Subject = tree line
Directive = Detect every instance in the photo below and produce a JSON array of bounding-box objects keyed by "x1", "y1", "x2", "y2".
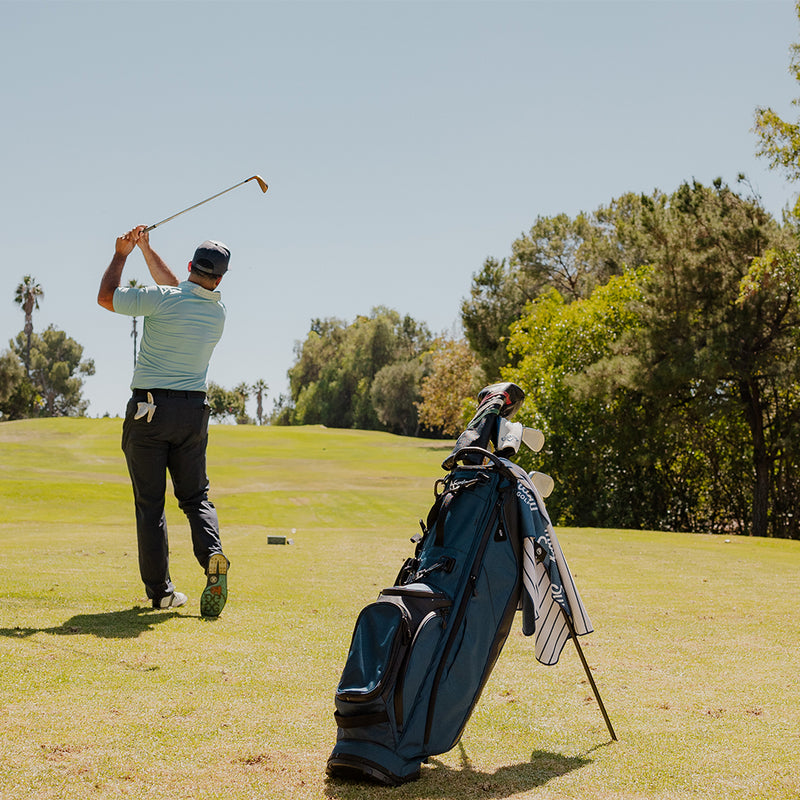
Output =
[{"x1": 279, "y1": 178, "x2": 799, "y2": 540}]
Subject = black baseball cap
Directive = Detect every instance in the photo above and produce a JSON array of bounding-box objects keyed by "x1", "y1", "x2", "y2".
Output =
[{"x1": 191, "y1": 240, "x2": 231, "y2": 276}]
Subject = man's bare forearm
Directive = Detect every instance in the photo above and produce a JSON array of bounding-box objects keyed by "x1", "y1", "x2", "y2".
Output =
[
  {"x1": 98, "y1": 252, "x2": 127, "y2": 310},
  {"x1": 139, "y1": 241, "x2": 180, "y2": 286},
  {"x1": 99, "y1": 224, "x2": 141, "y2": 311}
]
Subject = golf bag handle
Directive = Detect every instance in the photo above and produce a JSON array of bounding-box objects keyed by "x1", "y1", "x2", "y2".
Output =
[{"x1": 448, "y1": 447, "x2": 518, "y2": 480}]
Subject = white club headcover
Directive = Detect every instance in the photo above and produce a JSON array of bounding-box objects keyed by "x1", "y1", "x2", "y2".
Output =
[
  {"x1": 134, "y1": 391, "x2": 157, "y2": 423},
  {"x1": 497, "y1": 418, "x2": 524, "y2": 453},
  {"x1": 497, "y1": 417, "x2": 545, "y2": 454}
]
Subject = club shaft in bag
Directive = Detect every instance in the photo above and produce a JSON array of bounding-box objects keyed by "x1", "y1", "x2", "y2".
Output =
[
  {"x1": 144, "y1": 175, "x2": 268, "y2": 232},
  {"x1": 562, "y1": 610, "x2": 618, "y2": 741}
]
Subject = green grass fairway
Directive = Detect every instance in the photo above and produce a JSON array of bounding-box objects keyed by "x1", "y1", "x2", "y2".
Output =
[{"x1": 1, "y1": 419, "x2": 798, "y2": 800}]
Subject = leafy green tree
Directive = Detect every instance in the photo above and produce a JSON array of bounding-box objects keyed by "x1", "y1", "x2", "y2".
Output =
[
  {"x1": 416, "y1": 337, "x2": 484, "y2": 436},
  {"x1": 460, "y1": 257, "x2": 527, "y2": 381},
  {"x1": 0, "y1": 349, "x2": 25, "y2": 403},
  {"x1": 206, "y1": 382, "x2": 246, "y2": 423},
  {"x1": 11, "y1": 325, "x2": 95, "y2": 417},
  {"x1": 371, "y1": 360, "x2": 425, "y2": 436},
  {"x1": 748, "y1": 5, "x2": 800, "y2": 535},
  {"x1": 268, "y1": 393, "x2": 293, "y2": 426},
  {"x1": 509, "y1": 212, "x2": 599, "y2": 302},
  {"x1": 0, "y1": 349, "x2": 33, "y2": 420},
  {"x1": 505, "y1": 272, "x2": 667, "y2": 529},
  {"x1": 14, "y1": 275, "x2": 44, "y2": 374},
  {"x1": 472, "y1": 177, "x2": 799, "y2": 537},
  {"x1": 462, "y1": 194, "x2": 659, "y2": 379},
  {"x1": 288, "y1": 307, "x2": 432, "y2": 431},
  {"x1": 596, "y1": 181, "x2": 798, "y2": 537}
]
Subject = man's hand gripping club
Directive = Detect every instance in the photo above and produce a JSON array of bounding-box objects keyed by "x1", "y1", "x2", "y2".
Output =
[{"x1": 98, "y1": 226, "x2": 180, "y2": 311}]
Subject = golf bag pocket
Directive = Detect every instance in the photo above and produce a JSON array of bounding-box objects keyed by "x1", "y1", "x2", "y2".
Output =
[
  {"x1": 334, "y1": 585, "x2": 451, "y2": 741},
  {"x1": 337, "y1": 601, "x2": 405, "y2": 695}
]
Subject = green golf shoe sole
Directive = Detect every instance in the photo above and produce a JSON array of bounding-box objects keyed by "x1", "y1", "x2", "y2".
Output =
[{"x1": 200, "y1": 553, "x2": 229, "y2": 617}]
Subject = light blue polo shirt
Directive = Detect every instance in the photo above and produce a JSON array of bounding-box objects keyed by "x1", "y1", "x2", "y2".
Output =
[{"x1": 113, "y1": 280, "x2": 226, "y2": 392}]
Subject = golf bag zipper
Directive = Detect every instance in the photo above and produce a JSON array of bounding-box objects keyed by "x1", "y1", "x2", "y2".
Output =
[{"x1": 422, "y1": 490, "x2": 507, "y2": 745}]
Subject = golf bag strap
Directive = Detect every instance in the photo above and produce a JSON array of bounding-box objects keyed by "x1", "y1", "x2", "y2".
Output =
[
  {"x1": 428, "y1": 472, "x2": 490, "y2": 547},
  {"x1": 448, "y1": 447, "x2": 518, "y2": 480},
  {"x1": 334, "y1": 709, "x2": 390, "y2": 729},
  {"x1": 424, "y1": 484, "x2": 452, "y2": 548},
  {"x1": 434, "y1": 492, "x2": 454, "y2": 547},
  {"x1": 426, "y1": 448, "x2": 516, "y2": 547}
]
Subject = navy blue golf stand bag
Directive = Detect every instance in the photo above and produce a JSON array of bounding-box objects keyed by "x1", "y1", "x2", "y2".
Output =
[{"x1": 326, "y1": 383, "x2": 601, "y2": 785}]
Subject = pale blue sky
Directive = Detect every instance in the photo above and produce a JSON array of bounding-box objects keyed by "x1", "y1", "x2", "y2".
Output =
[{"x1": 1, "y1": 0, "x2": 797, "y2": 418}]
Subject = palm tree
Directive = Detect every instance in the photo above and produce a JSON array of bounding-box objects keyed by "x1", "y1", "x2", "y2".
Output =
[
  {"x1": 251, "y1": 379, "x2": 268, "y2": 425},
  {"x1": 127, "y1": 279, "x2": 142, "y2": 368},
  {"x1": 234, "y1": 382, "x2": 251, "y2": 424},
  {"x1": 14, "y1": 275, "x2": 44, "y2": 374}
]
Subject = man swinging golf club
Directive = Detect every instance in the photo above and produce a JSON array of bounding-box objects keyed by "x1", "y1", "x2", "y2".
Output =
[{"x1": 98, "y1": 226, "x2": 230, "y2": 616}]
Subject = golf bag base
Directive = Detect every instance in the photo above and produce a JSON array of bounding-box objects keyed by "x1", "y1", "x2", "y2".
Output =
[{"x1": 326, "y1": 745, "x2": 421, "y2": 786}]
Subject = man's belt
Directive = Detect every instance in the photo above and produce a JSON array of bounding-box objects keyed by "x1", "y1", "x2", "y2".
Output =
[{"x1": 133, "y1": 388, "x2": 206, "y2": 399}]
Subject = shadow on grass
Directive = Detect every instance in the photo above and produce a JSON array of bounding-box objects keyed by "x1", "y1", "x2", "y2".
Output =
[
  {"x1": 325, "y1": 743, "x2": 591, "y2": 799},
  {"x1": 0, "y1": 606, "x2": 180, "y2": 640}
]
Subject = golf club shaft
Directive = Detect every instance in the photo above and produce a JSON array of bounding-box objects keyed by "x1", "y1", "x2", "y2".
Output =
[{"x1": 144, "y1": 175, "x2": 268, "y2": 232}]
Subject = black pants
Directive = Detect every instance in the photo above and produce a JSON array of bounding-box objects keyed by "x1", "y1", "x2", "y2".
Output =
[{"x1": 121, "y1": 390, "x2": 223, "y2": 602}]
